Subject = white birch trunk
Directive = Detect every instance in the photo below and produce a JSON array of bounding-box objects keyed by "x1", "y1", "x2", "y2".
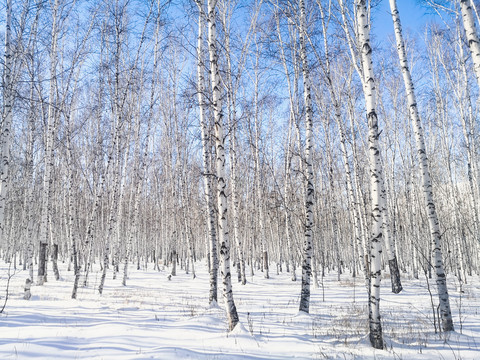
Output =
[
  {"x1": 82, "y1": 34, "x2": 107, "y2": 286},
  {"x1": 38, "y1": 0, "x2": 60, "y2": 285},
  {"x1": 25, "y1": 1, "x2": 41, "y2": 281},
  {"x1": 229, "y1": 118, "x2": 246, "y2": 285},
  {"x1": 460, "y1": 0, "x2": 480, "y2": 89},
  {"x1": 340, "y1": 118, "x2": 367, "y2": 282},
  {"x1": 389, "y1": 0, "x2": 454, "y2": 331},
  {"x1": 298, "y1": 0, "x2": 314, "y2": 314},
  {"x1": 380, "y1": 176, "x2": 402, "y2": 293},
  {"x1": 195, "y1": 2, "x2": 218, "y2": 304},
  {"x1": 222, "y1": 9, "x2": 246, "y2": 285},
  {"x1": 0, "y1": 0, "x2": 13, "y2": 246},
  {"x1": 347, "y1": 100, "x2": 370, "y2": 278},
  {"x1": 275, "y1": 12, "x2": 297, "y2": 281},
  {"x1": 253, "y1": 87, "x2": 268, "y2": 279},
  {"x1": 207, "y1": 0, "x2": 239, "y2": 330},
  {"x1": 99, "y1": 20, "x2": 124, "y2": 293},
  {"x1": 456, "y1": 21, "x2": 480, "y2": 244},
  {"x1": 355, "y1": 0, "x2": 384, "y2": 349},
  {"x1": 112, "y1": 122, "x2": 132, "y2": 280},
  {"x1": 66, "y1": 109, "x2": 80, "y2": 299},
  {"x1": 458, "y1": 0, "x2": 480, "y2": 243},
  {"x1": 316, "y1": 0, "x2": 365, "y2": 283},
  {"x1": 25, "y1": 111, "x2": 35, "y2": 284},
  {"x1": 284, "y1": 116, "x2": 296, "y2": 281},
  {"x1": 123, "y1": 4, "x2": 158, "y2": 285},
  {"x1": 99, "y1": 0, "x2": 150, "y2": 291},
  {"x1": 338, "y1": 1, "x2": 374, "y2": 280},
  {"x1": 123, "y1": 105, "x2": 142, "y2": 286}
]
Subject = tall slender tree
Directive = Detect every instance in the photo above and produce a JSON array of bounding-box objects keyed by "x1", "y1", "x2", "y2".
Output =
[
  {"x1": 207, "y1": 0, "x2": 239, "y2": 330},
  {"x1": 297, "y1": 0, "x2": 315, "y2": 314},
  {"x1": 0, "y1": 0, "x2": 13, "y2": 251},
  {"x1": 38, "y1": 0, "x2": 61, "y2": 285},
  {"x1": 195, "y1": 0, "x2": 218, "y2": 304},
  {"x1": 460, "y1": 0, "x2": 480, "y2": 88},
  {"x1": 355, "y1": 0, "x2": 385, "y2": 349},
  {"x1": 389, "y1": 0, "x2": 454, "y2": 332}
]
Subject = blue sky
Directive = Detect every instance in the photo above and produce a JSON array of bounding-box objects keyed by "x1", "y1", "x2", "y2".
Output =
[{"x1": 372, "y1": 0, "x2": 440, "y2": 43}]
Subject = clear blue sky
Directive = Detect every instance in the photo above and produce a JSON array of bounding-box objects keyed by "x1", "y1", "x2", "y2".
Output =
[{"x1": 372, "y1": 0, "x2": 440, "y2": 43}]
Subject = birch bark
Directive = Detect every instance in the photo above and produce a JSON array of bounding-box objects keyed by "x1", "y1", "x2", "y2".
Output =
[
  {"x1": 207, "y1": 0, "x2": 239, "y2": 330},
  {"x1": 298, "y1": 0, "x2": 314, "y2": 314},
  {"x1": 0, "y1": 0, "x2": 13, "y2": 247},
  {"x1": 338, "y1": 0, "x2": 402, "y2": 294},
  {"x1": 274, "y1": 9, "x2": 297, "y2": 281},
  {"x1": 67, "y1": 107, "x2": 79, "y2": 298},
  {"x1": 460, "y1": 0, "x2": 480, "y2": 89},
  {"x1": 220, "y1": 3, "x2": 247, "y2": 285},
  {"x1": 253, "y1": 70, "x2": 268, "y2": 279},
  {"x1": 25, "y1": 1, "x2": 42, "y2": 282},
  {"x1": 389, "y1": 0, "x2": 454, "y2": 331},
  {"x1": 123, "y1": 2, "x2": 158, "y2": 285},
  {"x1": 38, "y1": 0, "x2": 60, "y2": 285},
  {"x1": 195, "y1": 1, "x2": 218, "y2": 304},
  {"x1": 355, "y1": 0, "x2": 384, "y2": 348},
  {"x1": 99, "y1": 4, "x2": 125, "y2": 293},
  {"x1": 455, "y1": 20, "x2": 480, "y2": 244},
  {"x1": 316, "y1": 0, "x2": 368, "y2": 284}
]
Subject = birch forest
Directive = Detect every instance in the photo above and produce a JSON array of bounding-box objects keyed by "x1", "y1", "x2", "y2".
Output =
[{"x1": 2, "y1": 0, "x2": 480, "y2": 355}]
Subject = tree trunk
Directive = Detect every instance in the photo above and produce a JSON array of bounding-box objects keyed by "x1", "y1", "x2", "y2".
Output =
[
  {"x1": 354, "y1": 0, "x2": 385, "y2": 349},
  {"x1": 389, "y1": 0, "x2": 454, "y2": 331},
  {"x1": 38, "y1": 242, "x2": 47, "y2": 284},
  {"x1": 195, "y1": 2, "x2": 218, "y2": 304},
  {"x1": 51, "y1": 243, "x2": 59, "y2": 281},
  {"x1": 24, "y1": 278, "x2": 32, "y2": 300},
  {"x1": 460, "y1": 0, "x2": 480, "y2": 89},
  {"x1": 221, "y1": 9, "x2": 247, "y2": 286},
  {"x1": 380, "y1": 178, "x2": 403, "y2": 294},
  {"x1": 38, "y1": 0, "x2": 60, "y2": 286},
  {"x1": 207, "y1": 0, "x2": 239, "y2": 331},
  {"x1": 252, "y1": 38, "x2": 269, "y2": 280},
  {"x1": 298, "y1": 0, "x2": 314, "y2": 315},
  {"x1": 171, "y1": 249, "x2": 177, "y2": 276},
  {"x1": 0, "y1": 0, "x2": 13, "y2": 248},
  {"x1": 274, "y1": 11, "x2": 298, "y2": 282}
]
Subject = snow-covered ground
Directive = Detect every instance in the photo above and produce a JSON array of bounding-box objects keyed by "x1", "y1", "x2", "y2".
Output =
[{"x1": 0, "y1": 261, "x2": 478, "y2": 359}]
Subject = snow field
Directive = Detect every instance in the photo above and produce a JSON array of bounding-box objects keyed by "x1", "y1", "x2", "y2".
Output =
[{"x1": 0, "y1": 261, "x2": 478, "y2": 359}]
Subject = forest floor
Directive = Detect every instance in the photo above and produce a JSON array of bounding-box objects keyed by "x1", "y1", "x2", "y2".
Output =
[{"x1": 0, "y1": 260, "x2": 479, "y2": 359}]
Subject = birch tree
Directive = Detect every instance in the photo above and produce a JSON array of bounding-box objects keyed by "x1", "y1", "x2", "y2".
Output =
[
  {"x1": 98, "y1": 0, "x2": 153, "y2": 293},
  {"x1": 123, "y1": 1, "x2": 160, "y2": 286},
  {"x1": 0, "y1": 0, "x2": 13, "y2": 250},
  {"x1": 195, "y1": 0, "x2": 218, "y2": 304},
  {"x1": 355, "y1": 0, "x2": 384, "y2": 348},
  {"x1": 338, "y1": 0, "x2": 402, "y2": 295},
  {"x1": 218, "y1": 0, "x2": 255, "y2": 286},
  {"x1": 274, "y1": 6, "x2": 299, "y2": 281},
  {"x1": 389, "y1": 0, "x2": 454, "y2": 331},
  {"x1": 207, "y1": 0, "x2": 239, "y2": 330},
  {"x1": 316, "y1": 0, "x2": 368, "y2": 285},
  {"x1": 252, "y1": 50, "x2": 269, "y2": 279},
  {"x1": 67, "y1": 102, "x2": 80, "y2": 299},
  {"x1": 297, "y1": 0, "x2": 315, "y2": 314},
  {"x1": 98, "y1": 3, "x2": 125, "y2": 294},
  {"x1": 38, "y1": 0, "x2": 61, "y2": 285},
  {"x1": 23, "y1": 1, "x2": 43, "y2": 285},
  {"x1": 460, "y1": 0, "x2": 480, "y2": 89}
]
